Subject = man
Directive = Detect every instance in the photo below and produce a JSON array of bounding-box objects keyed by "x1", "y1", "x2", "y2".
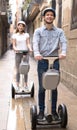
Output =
[{"x1": 33, "y1": 7, "x2": 67, "y2": 120}]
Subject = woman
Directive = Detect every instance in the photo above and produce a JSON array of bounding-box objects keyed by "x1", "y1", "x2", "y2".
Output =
[{"x1": 12, "y1": 20, "x2": 32, "y2": 91}]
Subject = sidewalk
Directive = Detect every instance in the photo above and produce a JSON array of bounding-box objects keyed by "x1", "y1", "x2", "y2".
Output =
[
  {"x1": 0, "y1": 50, "x2": 14, "y2": 130},
  {"x1": 0, "y1": 50, "x2": 77, "y2": 130}
]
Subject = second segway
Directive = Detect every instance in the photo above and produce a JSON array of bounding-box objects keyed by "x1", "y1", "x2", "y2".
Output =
[{"x1": 11, "y1": 50, "x2": 34, "y2": 99}]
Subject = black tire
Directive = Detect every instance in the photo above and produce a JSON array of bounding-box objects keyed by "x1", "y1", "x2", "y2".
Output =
[
  {"x1": 30, "y1": 105, "x2": 37, "y2": 129},
  {"x1": 11, "y1": 84, "x2": 15, "y2": 99},
  {"x1": 58, "y1": 104, "x2": 68, "y2": 128},
  {"x1": 31, "y1": 83, "x2": 34, "y2": 98}
]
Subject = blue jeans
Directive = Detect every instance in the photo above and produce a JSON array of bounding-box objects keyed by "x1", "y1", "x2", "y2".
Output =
[{"x1": 37, "y1": 59, "x2": 59, "y2": 113}]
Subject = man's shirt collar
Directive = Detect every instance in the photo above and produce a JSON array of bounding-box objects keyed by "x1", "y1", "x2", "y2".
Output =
[{"x1": 43, "y1": 25, "x2": 56, "y2": 30}]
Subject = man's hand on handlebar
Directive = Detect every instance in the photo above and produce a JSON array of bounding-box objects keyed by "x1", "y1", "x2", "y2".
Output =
[
  {"x1": 34, "y1": 54, "x2": 66, "y2": 61},
  {"x1": 34, "y1": 55, "x2": 43, "y2": 60},
  {"x1": 59, "y1": 54, "x2": 66, "y2": 60}
]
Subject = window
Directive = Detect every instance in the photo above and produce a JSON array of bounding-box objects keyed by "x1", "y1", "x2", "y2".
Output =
[
  {"x1": 52, "y1": 0, "x2": 56, "y2": 10},
  {"x1": 57, "y1": 0, "x2": 62, "y2": 28},
  {"x1": 71, "y1": 0, "x2": 77, "y2": 29}
]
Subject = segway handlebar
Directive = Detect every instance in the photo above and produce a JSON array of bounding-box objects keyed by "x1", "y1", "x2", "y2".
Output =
[
  {"x1": 16, "y1": 50, "x2": 29, "y2": 55},
  {"x1": 43, "y1": 56, "x2": 59, "y2": 61}
]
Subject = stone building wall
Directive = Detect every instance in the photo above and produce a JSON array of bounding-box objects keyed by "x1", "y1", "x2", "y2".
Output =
[{"x1": 56, "y1": 0, "x2": 77, "y2": 95}]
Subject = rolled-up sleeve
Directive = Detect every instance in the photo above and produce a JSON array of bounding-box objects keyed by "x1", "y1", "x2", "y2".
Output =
[
  {"x1": 59, "y1": 30, "x2": 67, "y2": 55},
  {"x1": 33, "y1": 29, "x2": 41, "y2": 56}
]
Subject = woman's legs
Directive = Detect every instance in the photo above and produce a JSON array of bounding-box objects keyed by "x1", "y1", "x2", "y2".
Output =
[
  {"x1": 15, "y1": 54, "x2": 29, "y2": 89},
  {"x1": 23, "y1": 54, "x2": 29, "y2": 87},
  {"x1": 15, "y1": 53, "x2": 22, "y2": 86}
]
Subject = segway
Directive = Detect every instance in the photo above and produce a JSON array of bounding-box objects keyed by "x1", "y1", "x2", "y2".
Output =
[
  {"x1": 11, "y1": 50, "x2": 34, "y2": 99},
  {"x1": 30, "y1": 57, "x2": 68, "y2": 129}
]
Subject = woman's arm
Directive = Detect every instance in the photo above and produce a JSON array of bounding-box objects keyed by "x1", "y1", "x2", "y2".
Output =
[
  {"x1": 26, "y1": 37, "x2": 33, "y2": 52},
  {"x1": 12, "y1": 39, "x2": 17, "y2": 52}
]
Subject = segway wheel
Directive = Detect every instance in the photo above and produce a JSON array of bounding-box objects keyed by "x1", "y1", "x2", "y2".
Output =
[
  {"x1": 31, "y1": 83, "x2": 34, "y2": 98},
  {"x1": 58, "y1": 104, "x2": 68, "y2": 128},
  {"x1": 30, "y1": 105, "x2": 37, "y2": 129},
  {"x1": 11, "y1": 84, "x2": 15, "y2": 99}
]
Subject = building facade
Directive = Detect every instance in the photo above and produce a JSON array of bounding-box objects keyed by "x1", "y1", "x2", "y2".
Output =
[
  {"x1": 56, "y1": 0, "x2": 77, "y2": 95},
  {"x1": 0, "y1": 0, "x2": 9, "y2": 56}
]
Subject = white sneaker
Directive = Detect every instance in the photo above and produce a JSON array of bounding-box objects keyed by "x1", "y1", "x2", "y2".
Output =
[
  {"x1": 15, "y1": 86, "x2": 19, "y2": 91},
  {"x1": 24, "y1": 86, "x2": 29, "y2": 92}
]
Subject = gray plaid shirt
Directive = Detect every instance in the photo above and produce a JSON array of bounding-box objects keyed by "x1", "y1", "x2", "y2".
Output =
[{"x1": 33, "y1": 25, "x2": 67, "y2": 57}]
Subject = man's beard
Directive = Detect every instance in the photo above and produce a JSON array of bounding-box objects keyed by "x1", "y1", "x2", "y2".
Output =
[{"x1": 44, "y1": 20, "x2": 53, "y2": 24}]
